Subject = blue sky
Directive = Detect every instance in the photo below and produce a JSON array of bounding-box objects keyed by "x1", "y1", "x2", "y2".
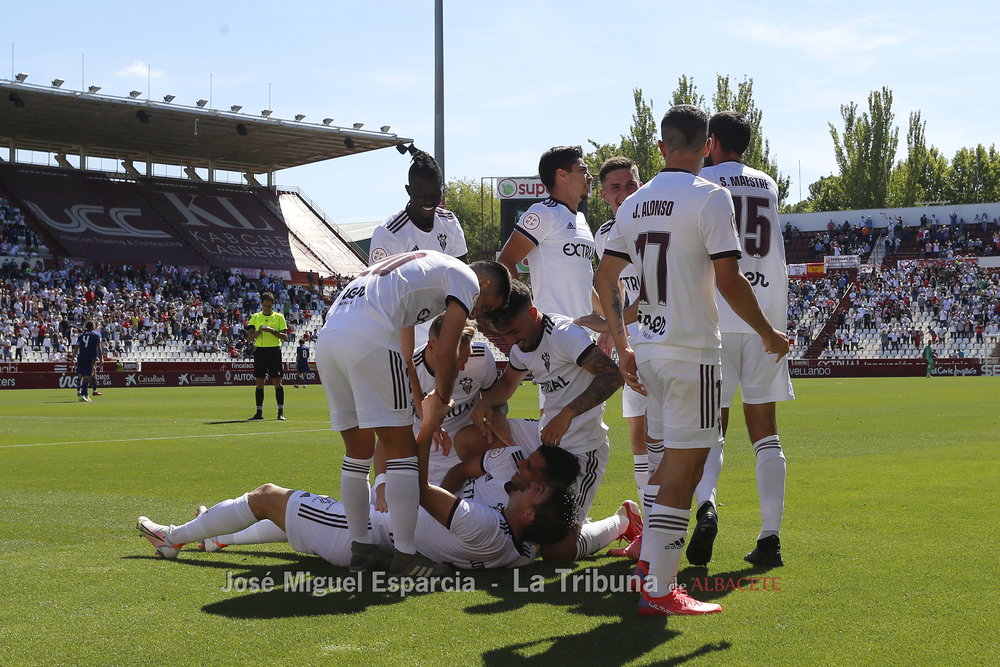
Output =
[{"x1": 4, "y1": 1, "x2": 997, "y2": 223}]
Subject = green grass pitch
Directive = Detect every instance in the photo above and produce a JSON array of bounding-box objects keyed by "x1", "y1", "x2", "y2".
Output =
[{"x1": 1, "y1": 378, "x2": 998, "y2": 666}]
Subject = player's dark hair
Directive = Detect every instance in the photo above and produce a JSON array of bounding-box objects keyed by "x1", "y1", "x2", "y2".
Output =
[
  {"x1": 709, "y1": 110, "x2": 752, "y2": 156},
  {"x1": 536, "y1": 446, "x2": 581, "y2": 488},
  {"x1": 660, "y1": 105, "x2": 709, "y2": 153},
  {"x1": 481, "y1": 280, "x2": 531, "y2": 332},
  {"x1": 538, "y1": 146, "x2": 583, "y2": 191},
  {"x1": 261, "y1": 291, "x2": 275, "y2": 303},
  {"x1": 469, "y1": 260, "x2": 512, "y2": 311},
  {"x1": 408, "y1": 150, "x2": 443, "y2": 185},
  {"x1": 84, "y1": 321, "x2": 94, "y2": 331},
  {"x1": 599, "y1": 156, "x2": 637, "y2": 185},
  {"x1": 520, "y1": 485, "x2": 578, "y2": 546}
]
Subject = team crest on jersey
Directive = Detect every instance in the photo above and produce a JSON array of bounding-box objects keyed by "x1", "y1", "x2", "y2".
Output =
[
  {"x1": 370, "y1": 247, "x2": 388, "y2": 262},
  {"x1": 487, "y1": 447, "x2": 505, "y2": 459},
  {"x1": 521, "y1": 212, "x2": 541, "y2": 231},
  {"x1": 541, "y1": 352, "x2": 550, "y2": 372},
  {"x1": 438, "y1": 233, "x2": 448, "y2": 250},
  {"x1": 460, "y1": 377, "x2": 474, "y2": 394}
]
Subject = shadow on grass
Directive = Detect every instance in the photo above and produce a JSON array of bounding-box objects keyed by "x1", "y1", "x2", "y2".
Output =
[
  {"x1": 470, "y1": 561, "x2": 733, "y2": 666},
  {"x1": 205, "y1": 420, "x2": 264, "y2": 425}
]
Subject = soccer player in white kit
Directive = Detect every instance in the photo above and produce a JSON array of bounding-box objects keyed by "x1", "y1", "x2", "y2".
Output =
[
  {"x1": 497, "y1": 145, "x2": 597, "y2": 321},
  {"x1": 136, "y1": 406, "x2": 577, "y2": 570},
  {"x1": 315, "y1": 251, "x2": 510, "y2": 577},
  {"x1": 472, "y1": 281, "x2": 630, "y2": 561},
  {"x1": 596, "y1": 105, "x2": 788, "y2": 616},
  {"x1": 368, "y1": 150, "x2": 468, "y2": 264},
  {"x1": 688, "y1": 111, "x2": 794, "y2": 568}
]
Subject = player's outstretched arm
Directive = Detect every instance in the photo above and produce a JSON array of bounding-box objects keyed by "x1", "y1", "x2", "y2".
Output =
[
  {"x1": 415, "y1": 398, "x2": 461, "y2": 527},
  {"x1": 470, "y1": 367, "x2": 526, "y2": 443},
  {"x1": 540, "y1": 346, "x2": 624, "y2": 446},
  {"x1": 440, "y1": 456, "x2": 487, "y2": 493},
  {"x1": 714, "y1": 256, "x2": 789, "y2": 361}
]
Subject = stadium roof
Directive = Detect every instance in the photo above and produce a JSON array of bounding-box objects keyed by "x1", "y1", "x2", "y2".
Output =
[{"x1": 0, "y1": 79, "x2": 412, "y2": 175}]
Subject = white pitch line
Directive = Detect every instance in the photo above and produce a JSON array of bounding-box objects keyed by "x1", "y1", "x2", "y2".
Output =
[{"x1": 0, "y1": 428, "x2": 331, "y2": 449}]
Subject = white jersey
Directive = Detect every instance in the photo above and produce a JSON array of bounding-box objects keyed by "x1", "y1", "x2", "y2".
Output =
[
  {"x1": 413, "y1": 341, "x2": 498, "y2": 479},
  {"x1": 507, "y1": 314, "x2": 608, "y2": 454},
  {"x1": 369, "y1": 207, "x2": 468, "y2": 263},
  {"x1": 595, "y1": 218, "x2": 641, "y2": 339},
  {"x1": 322, "y1": 251, "x2": 480, "y2": 351},
  {"x1": 458, "y1": 445, "x2": 527, "y2": 514},
  {"x1": 413, "y1": 341, "x2": 497, "y2": 435},
  {"x1": 513, "y1": 198, "x2": 595, "y2": 320},
  {"x1": 700, "y1": 162, "x2": 788, "y2": 333},
  {"x1": 604, "y1": 169, "x2": 741, "y2": 366},
  {"x1": 369, "y1": 498, "x2": 536, "y2": 569}
]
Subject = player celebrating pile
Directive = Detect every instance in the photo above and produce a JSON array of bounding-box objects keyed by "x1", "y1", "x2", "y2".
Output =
[{"x1": 315, "y1": 251, "x2": 510, "y2": 577}]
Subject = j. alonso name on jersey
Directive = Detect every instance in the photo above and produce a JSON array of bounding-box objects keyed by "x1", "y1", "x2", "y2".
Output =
[{"x1": 631, "y1": 200, "x2": 674, "y2": 218}]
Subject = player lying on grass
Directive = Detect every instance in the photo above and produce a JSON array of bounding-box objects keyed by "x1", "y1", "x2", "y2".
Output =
[
  {"x1": 375, "y1": 411, "x2": 643, "y2": 560},
  {"x1": 137, "y1": 401, "x2": 577, "y2": 572}
]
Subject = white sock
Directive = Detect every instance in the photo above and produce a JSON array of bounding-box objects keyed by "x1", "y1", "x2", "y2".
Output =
[
  {"x1": 639, "y1": 484, "x2": 659, "y2": 564},
  {"x1": 646, "y1": 504, "x2": 690, "y2": 597},
  {"x1": 576, "y1": 512, "x2": 627, "y2": 558},
  {"x1": 646, "y1": 439, "x2": 664, "y2": 473},
  {"x1": 633, "y1": 454, "x2": 649, "y2": 501},
  {"x1": 694, "y1": 444, "x2": 724, "y2": 508},
  {"x1": 168, "y1": 493, "x2": 256, "y2": 545},
  {"x1": 385, "y1": 456, "x2": 420, "y2": 554},
  {"x1": 341, "y1": 456, "x2": 373, "y2": 544},
  {"x1": 217, "y1": 519, "x2": 287, "y2": 546},
  {"x1": 753, "y1": 436, "x2": 786, "y2": 539}
]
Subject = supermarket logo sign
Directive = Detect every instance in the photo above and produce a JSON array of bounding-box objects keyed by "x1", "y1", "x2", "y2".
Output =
[{"x1": 497, "y1": 178, "x2": 548, "y2": 200}]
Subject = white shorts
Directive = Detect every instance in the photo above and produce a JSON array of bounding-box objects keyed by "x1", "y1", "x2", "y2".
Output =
[
  {"x1": 509, "y1": 418, "x2": 609, "y2": 524},
  {"x1": 316, "y1": 328, "x2": 414, "y2": 431},
  {"x1": 284, "y1": 491, "x2": 357, "y2": 567},
  {"x1": 640, "y1": 357, "x2": 723, "y2": 450},
  {"x1": 720, "y1": 333, "x2": 795, "y2": 408},
  {"x1": 621, "y1": 382, "x2": 646, "y2": 419}
]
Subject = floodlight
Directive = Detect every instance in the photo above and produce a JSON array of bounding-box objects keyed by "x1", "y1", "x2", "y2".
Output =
[
  {"x1": 15, "y1": 73, "x2": 28, "y2": 83},
  {"x1": 395, "y1": 142, "x2": 408, "y2": 155},
  {"x1": 163, "y1": 94, "x2": 175, "y2": 103},
  {"x1": 230, "y1": 105, "x2": 242, "y2": 112},
  {"x1": 261, "y1": 109, "x2": 272, "y2": 117},
  {"x1": 52, "y1": 78, "x2": 65, "y2": 88},
  {"x1": 129, "y1": 90, "x2": 142, "y2": 98},
  {"x1": 196, "y1": 99, "x2": 208, "y2": 107},
  {"x1": 136, "y1": 110, "x2": 150, "y2": 124},
  {"x1": 88, "y1": 85, "x2": 101, "y2": 93},
  {"x1": 294, "y1": 114, "x2": 306, "y2": 121},
  {"x1": 380, "y1": 125, "x2": 390, "y2": 133},
  {"x1": 352, "y1": 122, "x2": 364, "y2": 129},
  {"x1": 322, "y1": 118, "x2": 334, "y2": 125}
]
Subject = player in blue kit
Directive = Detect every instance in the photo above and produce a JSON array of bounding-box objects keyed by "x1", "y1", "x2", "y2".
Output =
[
  {"x1": 294, "y1": 338, "x2": 311, "y2": 388},
  {"x1": 76, "y1": 321, "x2": 103, "y2": 403}
]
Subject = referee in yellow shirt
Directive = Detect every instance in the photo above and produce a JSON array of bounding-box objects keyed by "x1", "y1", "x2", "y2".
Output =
[{"x1": 247, "y1": 292, "x2": 289, "y2": 420}]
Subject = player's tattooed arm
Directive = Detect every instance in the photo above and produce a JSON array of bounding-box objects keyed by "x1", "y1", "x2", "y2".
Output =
[
  {"x1": 540, "y1": 345, "x2": 622, "y2": 446},
  {"x1": 569, "y1": 345, "x2": 625, "y2": 415}
]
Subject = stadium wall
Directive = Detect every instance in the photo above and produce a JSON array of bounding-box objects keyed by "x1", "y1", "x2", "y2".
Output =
[
  {"x1": 788, "y1": 358, "x2": 996, "y2": 378},
  {"x1": 0, "y1": 361, "x2": 318, "y2": 390}
]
